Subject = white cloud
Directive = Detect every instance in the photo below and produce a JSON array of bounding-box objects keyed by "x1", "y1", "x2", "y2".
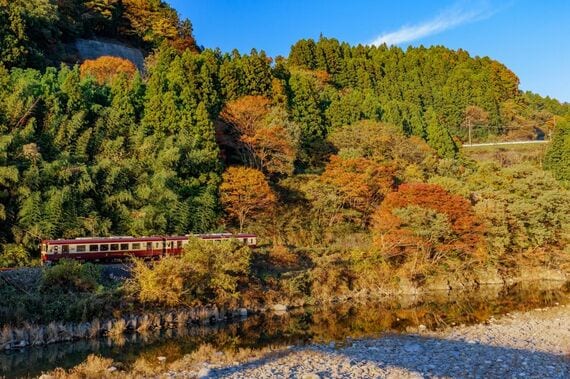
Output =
[{"x1": 370, "y1": 2, "x2": 495, "y2": 46}]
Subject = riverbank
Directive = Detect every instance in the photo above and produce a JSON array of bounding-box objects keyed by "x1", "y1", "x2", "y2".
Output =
[
  {"x1": 34, "y1": 285, "x2": 570, "y2": 379},
  {"x1": 173, "y1": 305, "x2": 570, "y2": 378},
  {"x1": 1, "y1": 264, "x2": 567, "y2": 352}
]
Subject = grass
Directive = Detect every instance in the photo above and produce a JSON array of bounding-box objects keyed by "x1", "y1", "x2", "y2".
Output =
[{"x1": 45, "y1": 344, "x2": 291, "y2": 378}]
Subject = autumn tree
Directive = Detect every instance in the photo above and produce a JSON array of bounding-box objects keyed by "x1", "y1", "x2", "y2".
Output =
[
  {"x1": 80, "y1": 56, "x2": 137, "y2": 84},
  {"x1": 220, "y1": 167, "x2": 277, "y2": 232},
  {"x1": 372, "y1": 183, "x2": 484, "y2": 262},
  {"x1": 220, "y1": 96, "x2": 298, "y2": 175},
  {"x1": 320, "y1": 155, "x2": 395, "y2": 224}
]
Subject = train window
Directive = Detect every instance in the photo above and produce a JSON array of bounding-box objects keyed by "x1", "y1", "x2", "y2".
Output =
[
  {"x1": 120, "y1": 243, "x2": 129, "y2": 250},
  {"x1": 249, "y1": 239, "x2": 254, "y2": 244},
  {"x1": 177, "y1": 241, "x2": 182, "y2": 248},
  {"x1": 62, "y1": 245, "x2": 69, "y2": 254},
  {"x1": 76, "y1": 245, "x2": 86, "y2": 253},
  {"x1": 41, "y1": 244, "x2": 47, "y2": 253},
  {"x1": 154, "y1": 242, "x2": 161, "y2": 249},
  {"x1": 89, "y1": 245, "x2": 99, "y2": 252},
  {"x1": 132, "y1": 243, "x2": 141, "y2": 250},
  {"x1": 147, "y1": 242, "x2": 152, "y2": 250},
  {"x1": 100, "y1": 244, "x2": 109, "y2": 252},
  {"x1": 54, "y1": 246, "x2": 59, "y2": 254},
  {"x1": 110, "y1": 243, "x2": 119, "y2": 251}
]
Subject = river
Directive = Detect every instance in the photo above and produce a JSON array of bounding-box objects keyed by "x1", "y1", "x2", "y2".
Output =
[{"x1": 1, "y1": 281, "x2": 568, "y2": 378}]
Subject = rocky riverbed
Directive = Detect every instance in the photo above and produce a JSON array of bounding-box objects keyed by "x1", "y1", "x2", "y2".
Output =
[{"x1": 173, "y1": 304, "x2": 570, "y2": 379}]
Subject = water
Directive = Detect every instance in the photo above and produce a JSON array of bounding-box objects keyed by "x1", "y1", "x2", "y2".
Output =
[{"x1": 1, "y1": 282, "x2": 569, "y2": 378}]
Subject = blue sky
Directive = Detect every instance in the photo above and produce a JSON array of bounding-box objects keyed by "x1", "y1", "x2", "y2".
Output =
[{"x1": 168, "y1": 0, "x2": 570, "y2": 102}]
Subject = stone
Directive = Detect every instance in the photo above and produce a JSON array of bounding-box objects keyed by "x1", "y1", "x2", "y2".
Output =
[
  {"x1": 197, "y1": 367, "x2": 210, "y2": 378},
  {"x1": 107, "y1": 366, "x2": 117, "y2": 372},
  {"x1": 272, "y1": 304, "x2": 288, "y2": 312},
  {"x1": 238, "y1": 308, "x2": 248, "y2": 317},
  {"x1": 418, "y1": 324, "x2": 427, "y2": 331},
  {"x1": 404, "y1": 343, "x2": 422, "y2": 353},
  {"x1": 301, "y1": 374, "x2": 320, "y2": 379},
  {"x1": 158, "y1": 356, "x2": 167, "y2": 363}
]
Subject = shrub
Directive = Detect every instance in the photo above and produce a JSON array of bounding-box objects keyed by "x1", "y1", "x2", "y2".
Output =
[
  {"x1": 128, "y1": 238, "x2": 253, "y2": 306},
  {"x1": 0, "y1": 244, "x2": 31, "y2": 268},
  {"x1": 41, "y1": 259, "x2": 101, "y2": 293},
  {"x1": 129, "y1": 255, "x2": 191, "y2": 307}
]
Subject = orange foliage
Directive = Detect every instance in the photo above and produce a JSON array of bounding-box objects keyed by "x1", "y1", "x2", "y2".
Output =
[
  {"x1": 220, "y1": 96, "x2": 271, "y2": 136},
  {"x1": 80, "y1": 56, "x2": 137, "y2": 84},
  {"x1": 321, "y1": 155, "x2": 396, "y2": 221},
  {"x1": 220, "y1": 166, "x2": 277, "y2": 232},
  {"x1": 220, "y1": 96, "x2": 296, "y2": 175},
  {"x1": 372, "y1": 183, "x2": 484, "y2": 259}
]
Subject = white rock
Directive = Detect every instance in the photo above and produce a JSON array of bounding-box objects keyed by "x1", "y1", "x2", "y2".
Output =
[
  {"x1": 272, "y1": 304, "x2": 288, "y2": 312},
  {"x1": 158, "y1": 356, "x2": 167, "y2": 363},
  {"x1": 197, "y1": 367, "x2": 210, "y2": 378}
]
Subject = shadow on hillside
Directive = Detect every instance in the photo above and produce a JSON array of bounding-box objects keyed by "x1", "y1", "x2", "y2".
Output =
[{"x1": 209, "y1": 334, "x2": 570, "y2": 378}]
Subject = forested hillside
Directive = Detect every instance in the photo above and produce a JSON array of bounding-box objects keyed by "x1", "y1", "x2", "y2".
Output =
[
  {"x1": 0, "y1": 0, "x2": 198, "y2": 69},
  {"x1": 0, "y1": 0, "x2": 569, "y2": 281}
]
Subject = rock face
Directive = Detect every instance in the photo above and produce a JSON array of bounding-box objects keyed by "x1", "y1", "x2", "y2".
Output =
[{"x1": 74, "y1": 39, "x2": 145, "y2": 71}]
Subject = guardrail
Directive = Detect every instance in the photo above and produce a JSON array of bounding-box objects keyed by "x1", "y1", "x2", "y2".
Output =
[{"x1": 462, "y1": 140, "x2": 550, "y2": 148}]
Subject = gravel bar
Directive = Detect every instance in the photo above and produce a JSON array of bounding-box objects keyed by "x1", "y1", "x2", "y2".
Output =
[{"x1": 175, "y1": 304, "x2": 570, "y2": 378}]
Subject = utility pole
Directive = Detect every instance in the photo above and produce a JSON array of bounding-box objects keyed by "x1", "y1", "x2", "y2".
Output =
[{"x1": 468, "y1": 117, "x2": 472, "y2": 145}]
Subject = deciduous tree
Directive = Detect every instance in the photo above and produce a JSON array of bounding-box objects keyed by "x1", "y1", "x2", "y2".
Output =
[
  {"x1": 220, "y1": 167, "x2": 276, "y2": 232},
  {"x1": 80, "y1": 56, "x2": 137, "y2": 84}
]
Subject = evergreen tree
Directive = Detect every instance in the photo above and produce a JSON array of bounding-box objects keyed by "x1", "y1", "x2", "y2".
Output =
[
  {"x1": 426, "y1": 108, "x2": 457, "y2": 159},
  {"x1": 544, "y1": 120, "x2": 570, "y2": 181}
]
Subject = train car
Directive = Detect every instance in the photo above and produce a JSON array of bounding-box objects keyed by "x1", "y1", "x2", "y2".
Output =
[
  {"x1": 41, "y1": 233, "x2": 257, "y2": 264},
  {"x1": 40, "y1": 236, "x2": 164, "y2": 264},
  {"x1": 163, "y1": 233, "x2": 258, "y2": 257}
]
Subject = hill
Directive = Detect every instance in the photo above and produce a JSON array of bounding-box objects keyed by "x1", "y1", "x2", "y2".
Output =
[
  {"x1": 0, "y1": 0, "x2": 198, "y2": 69},
  {"x1": 0, "y1": 2, "x2": 568, "y2": 290}
]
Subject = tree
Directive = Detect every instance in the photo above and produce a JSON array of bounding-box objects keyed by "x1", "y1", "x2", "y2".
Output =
[
  {"x1": 544, "y1": 120, "x2": 570, "y2": 181},
  {"x1": 220, "y1": 96, "x2": 298, "y2": 175},
  {"x1": 425, "y1": 108, "x2": 458, "y2": 158},
  {"x1": 320, "y1": 155, "x2": 395, "y2": 224},
  {"x1": 80, "y1": 56, "x2": 137, "y2": 84},
  {"x1": 372, "y1": 183, "x2": 484, "y2": 261},
  {"x1": 462, "y1": 105, "x2": 489, "y2": 144},
  {"x1": 220, "y1": 167, "x2": 276, "y2": 232}
]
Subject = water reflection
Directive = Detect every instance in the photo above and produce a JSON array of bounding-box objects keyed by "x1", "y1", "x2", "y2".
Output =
[{"x1": 2, "y1": 282, "x2": 568, "y2": 378}]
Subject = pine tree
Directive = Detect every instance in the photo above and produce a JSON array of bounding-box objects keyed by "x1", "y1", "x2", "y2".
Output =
[
  {"x1": 544, "y1": 120, "x2": 570, "y2": 181},
  {"x1": 425, "y1": 108, "x2": 457, "y2": 159}
]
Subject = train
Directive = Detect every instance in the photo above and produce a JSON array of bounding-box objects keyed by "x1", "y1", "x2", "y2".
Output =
[{"x1": 40, "y1": 233, "x2": 257, "y2": 265}]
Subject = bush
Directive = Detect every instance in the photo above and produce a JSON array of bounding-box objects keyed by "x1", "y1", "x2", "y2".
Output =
[
  {"x1": 128, "y1": 238, "x2": 253, "y2": 307},
  {"x1": 41, "y1": 259, "x2": 101, "y2": 293},
  {"x1": 0, "y1": 244, "x2": 31, "y2": 268}
]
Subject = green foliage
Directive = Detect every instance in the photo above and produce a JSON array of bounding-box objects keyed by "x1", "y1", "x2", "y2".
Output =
[
  {"x1": 182, "y1": 238, "x2": 253, "y2": 304},
  {"x1": 41, "y1": 259, "x2": 101, "y2": 293},
  {"x1": 544, "y1": 120, "x2": 570, "y2": 182},
  {"x1": 425, "y1": 108, "x2": 458, "y2": 158},
  {"x1": 0, "y1": 243, "x2": 31, "y2": 267},
  {"x1": 129, "y1": 238, "x2": 253, "y2": 306}
]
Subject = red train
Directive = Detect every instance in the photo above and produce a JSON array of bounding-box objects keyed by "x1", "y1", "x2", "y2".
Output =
[{"x1": 40, "y1": 233, "x2": 257, "y2": 265}]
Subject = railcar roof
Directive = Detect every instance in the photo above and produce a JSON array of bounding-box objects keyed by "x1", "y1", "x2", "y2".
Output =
[
  {"x1": 43, "y1": 236, "x2": 163, "y2": 244},
  {"x1": 42, "y1": 234, "x2": 256, "y2": 244}
]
